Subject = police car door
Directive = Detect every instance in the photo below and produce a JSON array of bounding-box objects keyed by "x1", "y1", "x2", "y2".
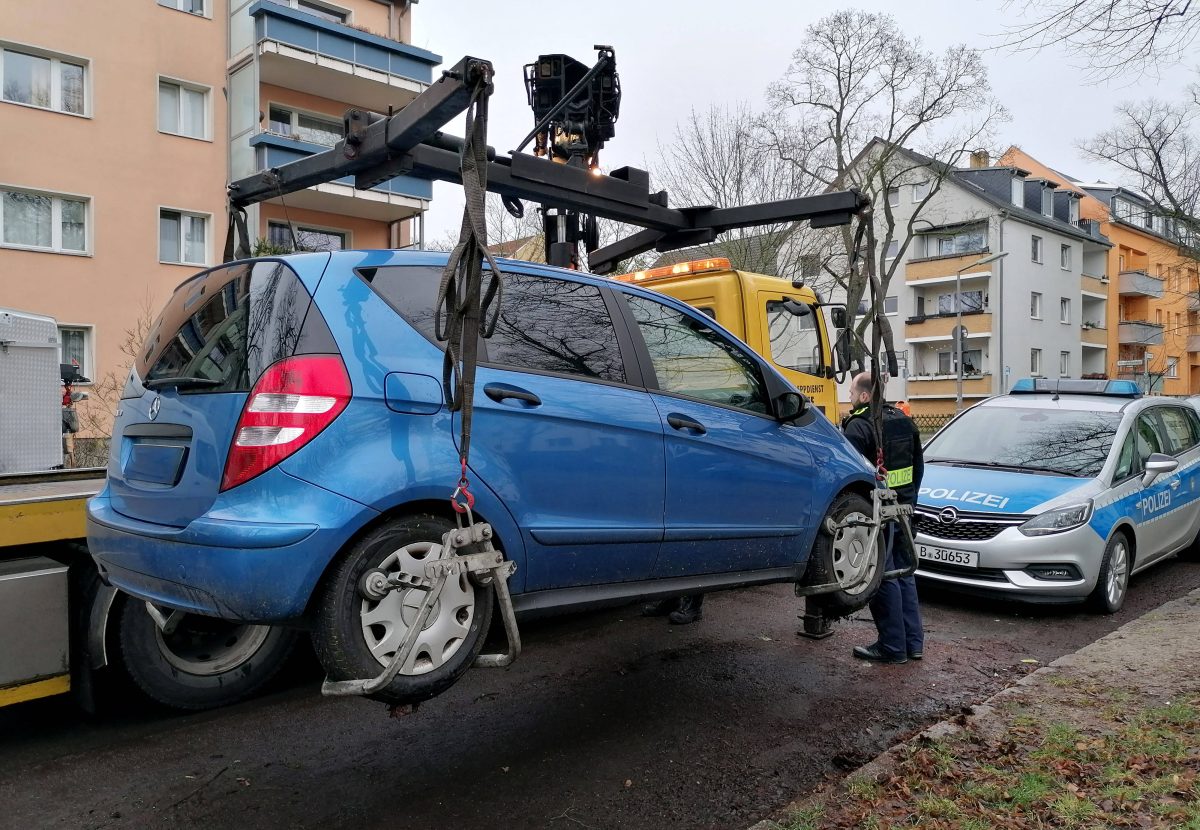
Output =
[
  {"x1": 1147, "y1": 405, "x2": 1200, "y2": 556},
  {"x1": 1130, "y1": 410, "x2": 1183, "y2": 563}
]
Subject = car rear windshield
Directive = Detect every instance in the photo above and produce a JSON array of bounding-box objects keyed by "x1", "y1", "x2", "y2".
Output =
[
  {"x1": 925, "y1": 406, "x2": 1123, "y2": 478},
  {"x1": 137, "y1": 260, "x2": 321, "y2": 392}
]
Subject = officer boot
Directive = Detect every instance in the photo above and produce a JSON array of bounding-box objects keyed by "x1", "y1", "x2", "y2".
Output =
[{"x1": 668, "y1": 594, "x2": 704, "y2": 625}]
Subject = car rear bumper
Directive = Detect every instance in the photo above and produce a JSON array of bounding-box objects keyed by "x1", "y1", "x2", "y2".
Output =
[{"x1": 87, "y1": 472, "x2": 374, "y2": 622}]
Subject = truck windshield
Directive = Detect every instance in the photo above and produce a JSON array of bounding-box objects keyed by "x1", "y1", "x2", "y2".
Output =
[
  {"x1": 925, "y1": 406, "x2": 1122, "y2": 478},
  {"x1": 766, "y1": 299, "x2": 822, "y2": 375}
]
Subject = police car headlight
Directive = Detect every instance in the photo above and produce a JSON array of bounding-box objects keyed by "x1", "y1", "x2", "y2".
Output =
[{"x1": 1018, "y1": 501, "x2": 1093, "y2": 536}]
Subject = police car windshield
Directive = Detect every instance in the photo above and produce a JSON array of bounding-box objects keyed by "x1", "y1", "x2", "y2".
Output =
[{"x1": 926, "y1": 406, "x2": 1122, "y2": 478}]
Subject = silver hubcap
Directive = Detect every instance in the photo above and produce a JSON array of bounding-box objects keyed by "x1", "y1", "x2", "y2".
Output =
[
  {"x1": 1107, "y1": 540, "x2": 1129, "y2": 606},
  {"x1": 360, "y1": 541, "x2": 475, "y2": 676},
  {"x1": 156, "y1": 617, "x2": 271, "y2": 676},
  {"x1": 831, "y1": 510, "x2": 878, "y2": 595}
]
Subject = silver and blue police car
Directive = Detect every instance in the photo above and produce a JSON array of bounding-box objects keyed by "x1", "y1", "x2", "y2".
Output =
[{"x1": 913, "y1": 378, "x2": 1200, "y2": 612}]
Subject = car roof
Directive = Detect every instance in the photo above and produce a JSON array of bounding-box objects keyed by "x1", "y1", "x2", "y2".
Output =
[{"x1": 980, "y1": 393, "x2": 1191, "y2": 416}]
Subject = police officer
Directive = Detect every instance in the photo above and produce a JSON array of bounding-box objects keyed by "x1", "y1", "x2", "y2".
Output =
[{"x1": 842, "y1": 372, "x2": 925, "y2": 664}]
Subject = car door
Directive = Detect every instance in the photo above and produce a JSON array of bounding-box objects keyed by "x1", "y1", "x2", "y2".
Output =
[
  {"x1": 463, "y1": 271, "x2": 666, "y2": 592},
  {"x1": 1125, "y1": 409, "x2": 1180, "y2": 564},
  {"x1": 618, "y1": 290, "x2": 816, "y2": 578},
  {"x1": 1147, "y1": 405, "x2": 1200, "y2": 554}
]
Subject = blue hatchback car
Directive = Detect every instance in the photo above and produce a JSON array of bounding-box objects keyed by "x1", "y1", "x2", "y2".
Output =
[{"x1": 88, "y1": 250, "x2": 880, "y2": 705}]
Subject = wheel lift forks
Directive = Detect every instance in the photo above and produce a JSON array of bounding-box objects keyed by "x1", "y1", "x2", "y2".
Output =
[{"x1": 321, "y1": 520, "x2": 520, "y2": 699}]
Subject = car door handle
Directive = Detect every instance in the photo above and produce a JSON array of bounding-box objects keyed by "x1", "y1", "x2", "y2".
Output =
[
  {"x1": 484, "y1": 383, "x2": 541, "y2": 407},
  {"x1": 667, "y1": 413, "x2": 707, "y2": 435}
]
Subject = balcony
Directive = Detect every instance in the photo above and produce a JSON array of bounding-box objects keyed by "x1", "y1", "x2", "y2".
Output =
[
  {"x1": 1073, "y1": 219, "x2": 1106, "y2": 240},
  {"x1": 905, "y1": 375, "x2": 994, "y2": 398},
  {"x1": 1189, "y1": 292, "x2": 1200, "y2": 312},
  {"x1": 250, "y1": 133, "x2": 431, "y2": 221},
  {"x1": 1080, "y1": 326, "x2": 1108, "y2": 347},
  {"x1": 1189, "y1": 335, "x2": 1200, "y2": 353},
  {"x1": 1117, "y1": 269, "x2": 1164, "y2": 298},
  {"x1": 905, "y1": 250, "x2": 994, "y2": 283},
  {"x1": 250, "y1": 1, "x2": 440, "y2": 113},
  {"x1": 905, "y1": 311, "x2": 992, "y2": 339},
  {"x1": 1118, "y1": 320, "x2": 1165, "y2": 346},
  {"x1": 1081, "y1": 274, "x2": 1109, "y2": 295}
]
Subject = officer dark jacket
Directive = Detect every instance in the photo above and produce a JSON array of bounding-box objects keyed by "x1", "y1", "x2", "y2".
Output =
[{"x1": 842, "y1": 403, "x2": 924, "y2": 505}]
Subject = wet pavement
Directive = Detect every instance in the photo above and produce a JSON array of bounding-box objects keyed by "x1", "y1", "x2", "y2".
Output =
[{"x1": 4, "y1": 558, "x2": 1200, "y2": 830}]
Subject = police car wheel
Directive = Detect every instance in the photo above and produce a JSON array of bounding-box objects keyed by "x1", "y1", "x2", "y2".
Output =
[
  {"x1": 1088, "y1": 531, "x2": 1131, "y2": 614},
  {"x1": 312, "y1": 513, "x2": 494, "y2": 707},
  {"x1": 804, "y1": 491, "x2": 885, "y2": 619}
]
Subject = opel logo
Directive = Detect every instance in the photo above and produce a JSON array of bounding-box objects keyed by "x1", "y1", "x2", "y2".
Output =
[
  {"x1": 938, "y1": 506, "x2": 959, "y2": 525},
  {"x1": 148, "y1": 396, "x2": 161, "y2": 421}
]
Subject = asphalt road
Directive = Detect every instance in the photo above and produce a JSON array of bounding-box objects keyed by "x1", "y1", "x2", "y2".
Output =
[{"x1": 4, "y1": 559, "x2": 1200, "y2": 830}]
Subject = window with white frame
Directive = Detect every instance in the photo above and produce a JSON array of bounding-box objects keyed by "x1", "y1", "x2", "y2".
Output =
[
  {"x1": 285, "y1": 0, "x2": 349, "y2": 23},
  {"x1": 912, "y1": 180, "x2": 930, "y2": 202},
  {"x1": 59, "y1": 325, "x2": 92, "y2": 380},
  {"x1": 1011, "y1": 177, "x2": 1024, "y2": 207},
  {"x1": 1060, "y1": 350, "x2": 1070, "y2": 377},
  {"x1": 1, "y1": 45, "x2": 86, "y2": 115},
  {"x1": 267, "y1": 221, "x2": 346, "y2": 252},
  {"x1": 1060, "y1": 297, "x2": 1071, "y2": 324},
  {"x1": 1041, "y1": 188, "x2": 1053, "y2": 217},
  {"x1": 884, "y1": 295, "x2": 898, "y2": 315},
  {"x1": 159, "y1": 209, "x2": 207, "y2": 265},
  {"x1": 932, "y1": 226, "x2": 987, "y2": 256},
  {"x1": 937, "y1": 290, "x2": 984, "y2": 314},
  {"x1": 267, "y1": 104, "x2": 342, "y2": 147},
  {"x1": 1068, "y1": 198, "x2": 1080, "y2": 223},
  {"x1": 1031, "y1": 348, "x2": 1043, "y2": 376},
  {"x1": 157, "y1": 0, "x2": 207, "y2": 15},
  {"x1": 1030, "y1": 291, "x2": 1042, "y2": 318},
  {"x1": 937, "y1": 349, "x2": 982, "y2": 375},
  {"x1": 1167, "y1": 356, "x2": 1179, "y2": 378},
  {"x1": 1060, "y1": 244, "x2": 1071, "y2": 270},
  {"x1": 887, "y1": 187, "x2": 899, "y2": 208},
  {"x1": 1, "y1": 187, "x2": 87, "y2": 253},
  {"x1": 1031, "y1": 235, "x2": 1043, "y2": 263},
  {"x1": 884, "y1": 239, "x2": 899, "y2": 259},
  {"x1": 158, "y1": 78, "x2": 208, "y2": 139}
]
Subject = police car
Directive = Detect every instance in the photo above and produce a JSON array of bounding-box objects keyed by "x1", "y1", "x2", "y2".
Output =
[{"x1": 913, "y1": 378, "x2": 1200, "y2": 612}]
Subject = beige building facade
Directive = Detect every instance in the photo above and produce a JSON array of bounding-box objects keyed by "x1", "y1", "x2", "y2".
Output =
[{"x1": 0, "y1": 0, "x2": 435, "y2": 433}]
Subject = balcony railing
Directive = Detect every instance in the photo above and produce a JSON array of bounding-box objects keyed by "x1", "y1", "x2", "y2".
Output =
[
  {"x1": 1118, "y1": 320, "x2": 1165, "y2": 345},
  {"x1": 1117, "y1": 270, "x2": 1164, "y2": 298},
  {"x1": 1074, "y1": 218, "x2": 1105, "y2": 240}
]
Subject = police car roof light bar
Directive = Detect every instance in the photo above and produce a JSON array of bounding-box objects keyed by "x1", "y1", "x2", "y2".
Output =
[{"x1": 1009, "y1": 378, "x2": 1142, "y2": 398}]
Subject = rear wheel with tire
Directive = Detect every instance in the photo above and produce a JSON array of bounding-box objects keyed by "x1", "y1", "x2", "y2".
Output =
[
  {"x1": 312, "y1": 514, "x2": 494, "y2": 706},
  {"x1": 116, "y1": 598, "x2": 297, "y2": 711},
  {"x1": 803, "y1": 491, "x2": 885, "y2": 619},
  {"x1": 1089, "y1": 530, "x2": 1131, "y2": 614}
]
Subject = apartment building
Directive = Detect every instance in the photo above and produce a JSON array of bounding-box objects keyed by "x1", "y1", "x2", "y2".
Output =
[{"x1": 0, "y1": 0, "x2": 436, "y2": 426}]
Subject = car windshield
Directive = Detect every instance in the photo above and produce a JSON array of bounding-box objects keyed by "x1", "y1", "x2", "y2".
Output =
[{"x1": 925, "y1": 405, "x2": 1122, "y2": 478}]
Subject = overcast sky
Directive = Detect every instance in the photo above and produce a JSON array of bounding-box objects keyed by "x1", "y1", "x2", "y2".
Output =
[{"x1": 409, "y1": 0, "x2": 1193, "y2": 244}]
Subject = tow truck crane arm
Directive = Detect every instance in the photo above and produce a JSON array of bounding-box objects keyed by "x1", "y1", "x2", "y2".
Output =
[{"x1": 224, "y1": 56, "x2": 868, "y2": 267}]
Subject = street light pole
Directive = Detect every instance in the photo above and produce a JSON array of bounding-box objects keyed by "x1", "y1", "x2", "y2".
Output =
[{"x1": 955, "y1": 250, "x2": 1009, "y2": 413}]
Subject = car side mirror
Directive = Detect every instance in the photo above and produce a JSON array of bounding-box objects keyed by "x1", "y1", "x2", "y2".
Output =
[
  {"x1": 1142, "y1": 452, "x2": 1178, "y2": 485},
  {"x1": 774, "y1": 391, "x2": 806, "y2": 423}
]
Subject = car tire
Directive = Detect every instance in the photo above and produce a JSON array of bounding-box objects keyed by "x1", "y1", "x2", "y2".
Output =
[
  {"x1": 116, "y1": 597, "x2": 297, "y2": 711},
  {"x1": 312, "y1": 513, "x2": 494, "y2": 706},
  {"x1": 803, "y1": 491, "x2": 886, "y2": 619},
  {"x1": 1088, "y1": 530, "x2": 1132, "y2": 614}
]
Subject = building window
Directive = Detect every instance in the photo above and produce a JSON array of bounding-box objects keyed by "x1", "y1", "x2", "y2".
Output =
[
  {"x1": 1060, "y1": 350, "x2": 1070, "y2": 377},
  {"x1": 1011, "y1": 177, "x2": 1024, "y2": 206},
  {"x1": 1030, "y1": 291, "x2": 1042, "y2": 319},
  {"x1": 1031, "y1": 348, "x2": 1042, "y2": 376},
  {"x1": 1156, "y1": 308, "x2": 1163, "y2": 326},
  {"x1": 159, "y1": 209, "x2": 207, "y2": 265},
  {"x1": 267, "y1": 221, "x2": 347, "y2": 252},
  {"x1": 1068, "y1": 198, "x2": 1080, "y2": 223},
  {"x1": 285, "y1": 0, "x2": 349, "y2": 23},
  {"x1": 157, "y1": 0, "x2": 207, "y2": 14},
  {"x1": 1, "y1": 46, "x2": 86, "y2": 115},
  {"x1": 938, "y1": 290, "x2": 983, "y2": 314},
  {"x1": 938, "y1": 349, "x2": 981, "y2": 375},
  {"x1": 912, "y1": 180, "x2": 930, "y2": 202},
  {"x1": 1113, "y1": 199, "x2": 1136, "y2": 222},
  {"x1": 59, "y1": 325, "x2": 93, "y2": 380},
  {"x1": 158, "y1": 78, "x2": 208, "y2": 140},
  {"x1": 1060, "y1": 298, "x2": 1071, "y2": 324},
  {"x1": 932, "y1": 226, "x2": 986, "y2": 256},
  {"x1": 1031, "y1": 235, "x2": 1043, "y2": 263},
  {"x1": 1, "y1": 187, "x2": 88, "y2": 253},
  {"x1": 1060, "y1": 244, "x2": 1071, "y2": 270},
  {"x1": 1168, "y1": 356, "x2": 1179, "y2": 378},
  {"x1": 884, "y1": 295, "x2": 898, "y2": 315},
  {"x1": 1041, "y1": 188, "x2": 1053, "y2": 217},
  {"x1": 884, "y1": 239, "x2": 899, "y2": 259},
  {"x1": 887, "y1": 187, "x2": 899, "y2": 208},
  {"x1": 267, "y1": 105, "x2": 342, "y2": 147}
]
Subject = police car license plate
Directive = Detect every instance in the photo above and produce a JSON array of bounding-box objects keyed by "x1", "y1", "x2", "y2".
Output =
[{"x1": 917, "y1": 544, "x2": 978, "y2": 568}]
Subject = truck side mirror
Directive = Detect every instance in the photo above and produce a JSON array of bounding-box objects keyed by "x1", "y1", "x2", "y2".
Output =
[{"x1": 830, "y1": 306, "x2": 847, "y2": 329}]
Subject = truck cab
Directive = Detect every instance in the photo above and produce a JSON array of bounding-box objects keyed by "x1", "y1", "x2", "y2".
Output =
[{"x1": 611, "y1": 258, "x2": 842, "y2": 417}]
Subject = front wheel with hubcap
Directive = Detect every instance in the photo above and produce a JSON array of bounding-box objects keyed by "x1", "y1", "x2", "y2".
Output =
[
  {"x1": 803, "y1": 491, "x2": 885, "y2": 619},
  {"x1": 312, "y1": 514, "x2": 495, "y2": 706},
  {"x1": 1089, "y1": 531, "x2": 1131, "y2": 614}
]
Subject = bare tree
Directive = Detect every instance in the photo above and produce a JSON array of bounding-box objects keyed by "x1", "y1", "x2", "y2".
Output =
[
  {"x1": 763, "y1": 10, "x2": 1007, "y2": 368},
  {"x1": 1000, "y1": 0, "x2": 1200, "y2": 78}
]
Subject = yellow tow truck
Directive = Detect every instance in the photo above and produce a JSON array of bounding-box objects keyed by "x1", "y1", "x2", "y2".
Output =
[{"x1": 611, "y1": 257, "x2": 845, "y2": 417}]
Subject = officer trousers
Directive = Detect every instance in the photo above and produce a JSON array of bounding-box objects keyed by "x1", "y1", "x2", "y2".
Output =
[{"x1": 869, "y1": 522, "x2": 924, "y2": 660}]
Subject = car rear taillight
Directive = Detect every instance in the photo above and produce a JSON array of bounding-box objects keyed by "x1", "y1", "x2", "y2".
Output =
[{"x1": 220, "y1": 355, "x2": 352, "y2": 491}]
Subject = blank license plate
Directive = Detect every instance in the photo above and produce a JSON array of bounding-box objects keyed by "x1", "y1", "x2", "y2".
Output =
[{"x1": 918, "y1": 544, "x2": 979, "y2": 568}]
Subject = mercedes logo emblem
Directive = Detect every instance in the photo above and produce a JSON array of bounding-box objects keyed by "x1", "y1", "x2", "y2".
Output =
[
  {"x1": 148, "y1": 396, "x2": 161, "y2": 421},
  {"x1": 938, "y1": 506, "x2": 959, "y2": 525}
]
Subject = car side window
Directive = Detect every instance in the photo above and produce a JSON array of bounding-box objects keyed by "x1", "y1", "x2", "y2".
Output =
[
  {"x1": 625, "y1": 293, "x2": 768, "y2": 414},
  {"x1": 1157, "y1": 407, "x2": 1197, "y2": 455},
  {"x1": 1186, "y1": 407, "x2": 1200, "y2": 445},
  {"x1": 1113, "y1": 429, "x2": 1138, "y2": 482},
  {"x1": 1137, "y1": 414, "x2": 1163, "y2": 461}
]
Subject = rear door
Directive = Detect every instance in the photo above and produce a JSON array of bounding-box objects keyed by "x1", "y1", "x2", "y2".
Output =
[
  {"x1": 617, "y1": 290, "x2": 815, "y2": 577},
  {"x1": 107, "y1": 258, "x2": 331, "y2": 526},
  {"x1": 464, "y1": 271, "x2": 666, "y2": 591},
  {"x1": 1145, "y1": 405, "x2": 1200, "y2": 555}
]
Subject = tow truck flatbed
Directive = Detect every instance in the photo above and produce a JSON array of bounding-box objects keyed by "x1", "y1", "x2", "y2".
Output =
[{"x1": 0, "y1": 469, "x2": 105, "y2": 547}]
